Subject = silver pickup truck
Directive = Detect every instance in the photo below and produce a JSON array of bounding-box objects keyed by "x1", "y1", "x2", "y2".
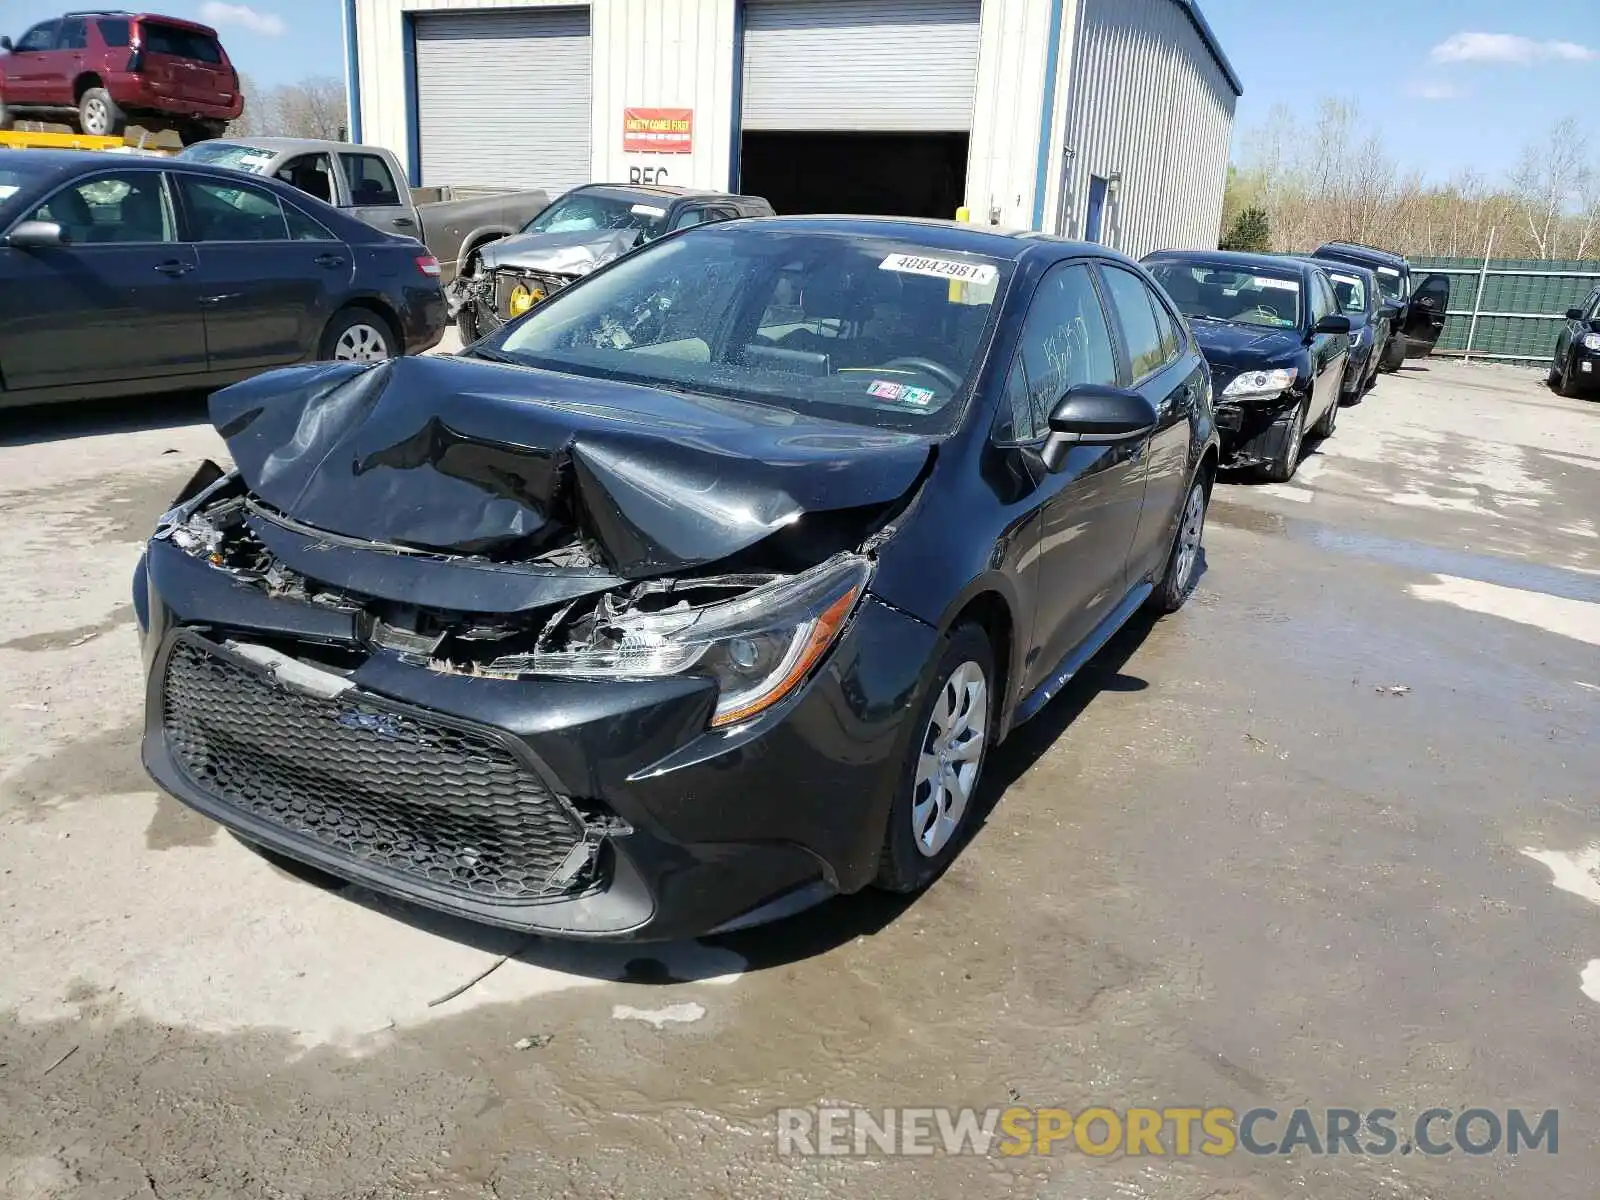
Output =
[{"x1": 176, "y1": 137, "x2": 550, "y2": 281}]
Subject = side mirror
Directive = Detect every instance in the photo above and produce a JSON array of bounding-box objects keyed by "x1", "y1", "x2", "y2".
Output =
[
  {"x1": 1041, "y1": 384, "x2": 1157, "y2": 472},
  {"x1": 4, "y1": 220, "x2": 69, "y2": 250},
  {"x1": 1378, "y1": 303, "x2": 1401, "y2": 321},
  {"x1": 1313, "y1": 314, "x2": 1351, "y2": 336},
  {"x1": 1566, "y1": 308, "x2": 1585, "y2": 322},
  {"x1": 0, "y1": 36, "x2": 13, "y2": 52}
]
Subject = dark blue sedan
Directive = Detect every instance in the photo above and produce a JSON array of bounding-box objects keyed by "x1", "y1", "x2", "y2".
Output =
[{"x1": 0, "y1": 149, "x2": 446, "y2": 410}]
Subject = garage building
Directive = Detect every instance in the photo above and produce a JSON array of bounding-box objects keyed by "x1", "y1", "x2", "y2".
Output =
[{"x1": 344, "y1": 0, "x2": 1240, "y2": 255}]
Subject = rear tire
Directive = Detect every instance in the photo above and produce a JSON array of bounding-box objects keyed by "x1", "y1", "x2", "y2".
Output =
[
  {"x1": 874, "y1": 623, "x2": 995, "y2": 894},
  {"x1": 319, "y1": 308, "x2": 397, "y2": 362},
  {"x1": 1378, "y1": 335, "x2": 1405, "y2": 373},
  {"x1": 0, "y1": 96, "x2": 14, "y2": 132},
  {"x1": 77, "y1": 87, "x2": 126, "y2": 137},
  {"x1": 1149, "y1": 475, "x2": 1208, "y2": 614}
]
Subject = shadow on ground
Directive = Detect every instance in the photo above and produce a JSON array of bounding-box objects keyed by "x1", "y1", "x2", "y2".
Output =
[{"x1": 0, "y1": 391, "x2": 211, "y2": 447}]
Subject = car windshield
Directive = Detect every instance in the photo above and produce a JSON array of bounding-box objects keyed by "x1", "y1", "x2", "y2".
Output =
[
  {"x1": 486, "y1": 227, "x2": 1009, "y2": 433},
  {"x1": 177, "y1": 142, "x2": 275, "y2": 173},
  {"x1": 521, "y1": 191, "x2": 671, "y2": 238},
  {"x1": 1147, "y1": 261, "x2": 1303, "y2": 329},
  {"x1": 1375, "y1": 266, "x2": 1407, "y2": 302},
  {"x1": 1325, "y1": 271, "x2": 1368, "y2": 314}
]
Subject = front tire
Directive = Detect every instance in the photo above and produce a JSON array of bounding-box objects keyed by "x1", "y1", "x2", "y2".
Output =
[
  {"x1": 78, "y1": 87, "x2": 126, "y2": 137},
  {"x1": 874, "y1": 624, "x2": 995, "y2": 894},
  {"x1": 319, "y1": 308, "x2": 397, "y2": 362},
  {"x1": 1149, "y1": 475, "x2": 1208, "y2": 614},
  {"x1": 0, "y1": 96, "x2": 14, "y2": 131},
  {"x1": 1556, "y1": 353, "x2": 1583, "y2": 398},
  {"x1": 1261, "y1": 398, "x2": 1307, "y2": 483}
]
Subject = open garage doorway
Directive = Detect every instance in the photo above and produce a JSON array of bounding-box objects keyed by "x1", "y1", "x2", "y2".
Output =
[{"x1": 740, "y1": 131, "x2": 969, "y2": 219}]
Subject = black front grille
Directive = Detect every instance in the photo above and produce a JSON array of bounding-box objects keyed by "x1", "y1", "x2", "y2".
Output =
[{"x1": 161, "y1": 636, "x2": 591, "y2": 902}]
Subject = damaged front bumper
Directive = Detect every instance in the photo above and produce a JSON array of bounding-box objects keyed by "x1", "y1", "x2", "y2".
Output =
[
  {"x1": 1213, "y1": 391, "x2": 1303, "y2": 470},
  {"x1": 447, "y1": 268, "x2": 577, "y2": 326},
  {"x1": 133, "y1": 477, "x2": 940, "y2": 941}
]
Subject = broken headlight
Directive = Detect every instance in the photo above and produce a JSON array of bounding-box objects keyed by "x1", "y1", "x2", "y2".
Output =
[
  {"x1": 1222, "y1": 367, "x2": 1298, "y2": 400},
  {"x1": 517, "y1": 554, "x2": 872, "y2": 728}
]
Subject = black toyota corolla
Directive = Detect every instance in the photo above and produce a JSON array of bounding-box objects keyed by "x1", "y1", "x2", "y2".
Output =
[{"x1": 135, "y1": 217, "x2": 1219, "y2": 940}]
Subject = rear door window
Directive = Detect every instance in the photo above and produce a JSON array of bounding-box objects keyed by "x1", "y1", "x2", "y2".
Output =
[
  {"x1": 339, "y1": 154, "x2": 401, "y2": 207},
  {"x1": 56, "y1": 18, "x2": 88, "y2": 50},
  {"x1": 275, "y1": 154, "x2": 337, "y2": 206},
  {"x1": 175, "y1": 174, "x2": 291, "y2": 242},
  {"x1": 96, "y1": 18, "x2": 132, "y2": 48}
]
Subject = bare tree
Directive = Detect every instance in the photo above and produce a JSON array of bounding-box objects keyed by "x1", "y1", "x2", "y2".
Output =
[
  {"x1": 1509, "y1": 118, "x2": 1592, "y2": 260},
  {"x1": 225, "y1": 76, "x2": 346, "y2": 141},
  {"x1": 272, "y1": 78, "x2": 347, "y2": 140}
]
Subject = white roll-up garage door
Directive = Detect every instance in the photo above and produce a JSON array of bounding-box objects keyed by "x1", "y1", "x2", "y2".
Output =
[
  {"x1": 741, "y1": 0, "x2": 980, "y2": 132},
  {"x1": 414, "y1": 8, "x2": 592, "y2": 191}
]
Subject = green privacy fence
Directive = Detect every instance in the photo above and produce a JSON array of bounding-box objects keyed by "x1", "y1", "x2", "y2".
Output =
[{"x1": 1409, "y1": 256, "x2": 1600, "y2": 362}]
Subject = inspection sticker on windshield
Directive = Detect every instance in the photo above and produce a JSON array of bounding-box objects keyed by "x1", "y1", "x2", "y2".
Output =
[
  {"x1": 868, "y1": 380, "x2": 937, "y2": 406},
  {"x1": 879, "y1": 253, "x2": 998, "y2": 286},
  {"x1": 1254, "y1": 277, "x2": 1299, "y2": 291},
  {"x1": 630, "y1": 203, "x2": 667, "y2": 217}
]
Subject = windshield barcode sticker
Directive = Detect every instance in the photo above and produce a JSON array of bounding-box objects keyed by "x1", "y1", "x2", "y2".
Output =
[
  {"x1": 1255, "y1": 277, "x2": 1299, "y2": 291},
  {"x1": 879, "y1": 254, "x2": 998, "y2": 286}
]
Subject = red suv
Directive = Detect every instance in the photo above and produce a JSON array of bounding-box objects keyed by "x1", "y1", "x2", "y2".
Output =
[{"x1": 0, "y1": 11, "x2": 243, "y2": 143}]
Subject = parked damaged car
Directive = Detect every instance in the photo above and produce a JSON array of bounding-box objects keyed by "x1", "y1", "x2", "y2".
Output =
[
  {"x1": 1294, "y1": 257, "x2": 1391, "y2": 400},
  {"x1": 135, "y1": 217, "x2": 1219, "y2": 940},
  {"x1": 449, "y1": 182, "x2": 773, "y2": 342},
  {"x1": 1144, "y1": 250, "x2": 1350, "y2": 482}
]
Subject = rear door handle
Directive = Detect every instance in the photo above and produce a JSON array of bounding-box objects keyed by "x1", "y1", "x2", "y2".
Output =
[
  {"x1": 154, "y1": 260, "x2": 193, "y2": 277},
  {"x1": 392, "y1": 217, "x2": 417, "y2": 229},
  {"x1": 314, "y1": 253, "x2": 346, "y2": 268}
]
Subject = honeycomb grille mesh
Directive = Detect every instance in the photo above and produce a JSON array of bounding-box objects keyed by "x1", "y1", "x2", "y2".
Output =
[{"x1": 161, "y1": 638, "x2": 589, "y2": 901}]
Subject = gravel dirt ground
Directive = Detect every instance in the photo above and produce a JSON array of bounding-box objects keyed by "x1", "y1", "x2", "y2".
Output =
[{"x1": 1, "y1": 356, "x2": 1598, "y2": 1199}]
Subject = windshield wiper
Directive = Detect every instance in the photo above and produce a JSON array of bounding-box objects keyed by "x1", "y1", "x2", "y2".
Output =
[
  {"x1": 462, "y1": 346, "x2": 524, "y2": 365},
  {"x1": 1185, "y1": 313, "x2": 1224, "y2": 323}
]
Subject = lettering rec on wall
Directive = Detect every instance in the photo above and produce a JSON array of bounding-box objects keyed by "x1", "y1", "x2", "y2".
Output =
[{"x1": 623, "y1": 108, "x2": 694, "y2": 154}]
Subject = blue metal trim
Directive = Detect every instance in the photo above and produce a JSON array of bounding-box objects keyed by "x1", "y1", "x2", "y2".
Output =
[
  {"x1": 401, "y1": 11, "x2": 421, "y2": 187},
  {"x1": 342, "y1": 0, "x2": 362, "y2": 142},
  {"x1": 1173, "y1": 0, "x2": 1242, "y2": 97},
  {"x1": 1030, "y1": 0, "x2": 1066, "y2": 231},
  {"x1": 728, "y1": 0, "x2": 746, "y2": 191}
]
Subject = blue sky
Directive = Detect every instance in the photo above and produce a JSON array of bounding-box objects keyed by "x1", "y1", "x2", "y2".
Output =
[
  {"x1": 1201, "y1": 0, "x2": 1598, "y2": 178},
  {"x1": 4, "y1": 0, "x2": 1594, "y2": 180}
]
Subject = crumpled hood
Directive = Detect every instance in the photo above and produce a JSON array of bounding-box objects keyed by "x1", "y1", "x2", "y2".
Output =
[
  {"x1": 475, "y1": 228, "x2": 642, "y2": 276},
  {"x1": 209, "y1": 355, "x2": 935, "y2": 578},
  {"x1": 1190, "y1": 321, "x2": 1304, "y2": 370}
]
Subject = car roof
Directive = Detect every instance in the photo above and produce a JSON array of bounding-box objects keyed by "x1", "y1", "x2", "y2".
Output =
[
  {"x1": 575, "y1": 182, "x2": 746, "y2": 202},
  {"x1": 203, "y1": 137, "x2": 372, "y2": 156},
  {"x1": 731, "y1": 214, "x2": 1134, "y2": 263},
  {"x1": 1145, "y1": 247, "x2": 1310, "y2": 275},
  {"x1": 1294, "y1": 255, "x2": 1376, "y2": 281},
  {"x1": 1316, "y1": 241, "x2": 1408, "y2": 268}
]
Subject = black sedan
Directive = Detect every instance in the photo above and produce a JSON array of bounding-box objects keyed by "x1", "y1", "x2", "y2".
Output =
[
  {"x1": 1295, "y1": 257, "x2": 1389, "y2": 400},
  {"x1": 134, "y1": 217, "x2": 1219, "y2": 941},
  {"x1": 1551, "y1": 284, "x2": 1600, "y2": 398},
  {"x1": 0, "y1": 150, "x2": 446, "y2": 409},
  {"x1": 1143, "y1": 250, "x2": 1351, "y2": 482}
]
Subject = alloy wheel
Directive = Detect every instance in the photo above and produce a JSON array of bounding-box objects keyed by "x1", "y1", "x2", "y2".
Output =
[
  {"x1": 82, "y1": 97, "x2": 110, "y2": 135},
  {"x1": 334, "y1": 323, "x2": 391, "y2": 362},
  {"x1": 911, "y1": 661, "x2": 988, "y2": 857},
  {"x1": 1172, "y1": 483, "x2": 1206, "y2": 593}
]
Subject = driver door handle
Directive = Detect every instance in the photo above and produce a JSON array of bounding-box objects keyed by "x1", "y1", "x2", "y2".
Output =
[
  {"x1": 154, "y1": 259, "x2": 193, "y2": 277},
  {"x1": 314, "y1": 253, "x2": 346, "y2": 268}
]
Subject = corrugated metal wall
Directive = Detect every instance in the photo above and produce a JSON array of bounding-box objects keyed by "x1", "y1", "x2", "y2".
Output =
[
  {"x1": 966, "y1": 0, "x2": 1071, "y2": 231},
  {"x1": 1052, "y1": 0, "x2": 1235, "y2": 258},
  {"x1": 1410, "y1": 257, "x2": 1600, "y2": 361},
  {"x1": 741, "y1": 0, "x2": 980, "y2": 132}
]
